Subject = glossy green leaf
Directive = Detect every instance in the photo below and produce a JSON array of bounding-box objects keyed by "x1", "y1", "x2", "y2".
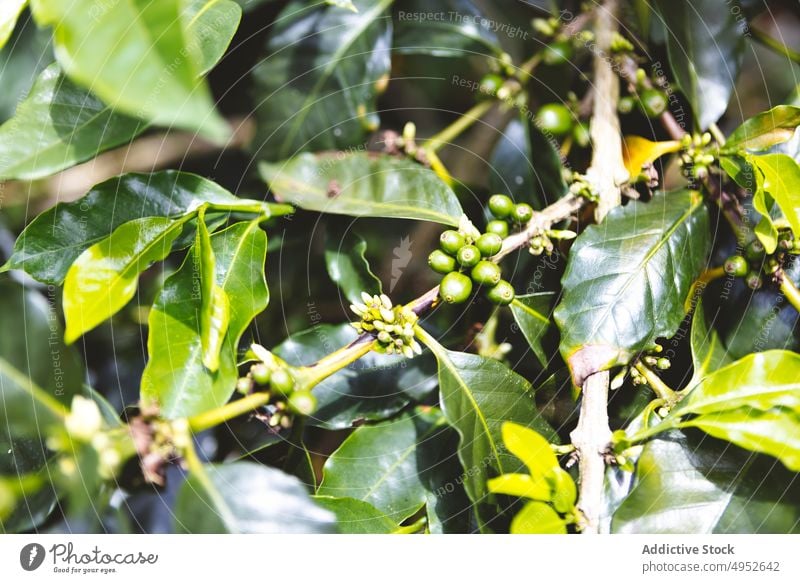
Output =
[
  {"x1": 29, "y1": 0, "x2": 228, "y2": 140},
  {"x1": 725, "y1": 105, "x2": 800, "y2": 152},
  {"x1": 197, "y1": 211, "x2": 230, "y2": 372},
  {"x1": 312, "y1": 496, "x2": 397, "y2": 534},
  {"x1": 141, "y1": 221, "x2": 268, "y2": 418},
  {"x1": 719, "y1": 154, "x2": 779, "y2": 251},
  {"x1": 509, "y1": 292, "x2": 555, "y2": 368},
  {"x1": 261, "y1": 152, "x2": 463, "y2": 225},
  {"x1": 510, "y1": 501, "x2": 567, "y2": 534},
  {"x1": 420, "y1": 426, "x2": 473, "y2": 533},
  {"x1": 392, "y1": 0, "x2": 502, "y2": 58},
  {"x1": 613, "y1": 432, "x2": 800, "y2": 533},
  {"x1": 0, "y1": 13, "x2": 52, "y2": 124},
  {"x1": 749, "y1": 153, "x2": 800, "y2": 248},
  {"x1": 0, "y1": 64, "x2": 145, "y2": 181},
  {"x1": 689, "y1": 299, "x2": 732, "y2": 385},
  {"x1": 175, "y1": 461, "x2": 336, "y2": 533},
  {"x1": 318, "y1": 410, "x2": 446, "y2": 523},
  {"x1": 251, "y1": 0, "x2": 392, "y2": 160},
  {"x1": 62, "y1": 217, "x2": 184, "y2": 344},
  {"x1": 274, "y1": 324, "x2": 437, "y2": 429},
  {"x1": 489, "y1": 116, "x2": 568, "y2": 209},
  {"x1": 416, "y1": 327, "x2": 556, "y2": 528},
  {"x1": 183, "y1": 0, "x2": 242, "y2": 76},
  {"x1": 324, "y1": 222, "x2": 382, "y2": 304},
  {"x1": 5, "y1": 171, "x2": 285, "y2": 284},
  {"x1": 0, "y1": 0, "x2": 27, "y2": 49},
  {"x1": 653, "y1": 0, "x2": 745, "y2": 130},
  {"x1": 554, "y1": 191, "x2": 710, "y2": 386}
]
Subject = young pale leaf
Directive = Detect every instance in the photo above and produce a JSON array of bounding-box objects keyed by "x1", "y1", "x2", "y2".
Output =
[
  {"x1": 318, "y1": 410, "x2": 447, "y2": 523},
  {"x1": 501, "y1": 422, "x2": 559, "y2": 478},
  {"x1": 62, "y1": 217, "x2": 185, "y2": 344},
  {"x1": 487, "y1": 473, "x2": 551, "y2": 501},
  {"x1": 175, "y1": 462, "x2": 336, "y2": 533},
  {"x1": 511, "y1": 501, "x2": 567, "y2": 534},
  {"x1": 652, "y1": 0, "x2": 745, "y2": 130},
  {"x1": 274, "y1": 324, "x2": 437, "y2": 429},
  {"x1": 140, "y1": 222, "x2": 268, "y2": 418},
  {"x1": 183, "y1": 0, "x2": 242, "y2": 76},
  {"x1": 509, "y1": 292, "x2": 555, "y2": 368},
  {"x1": 416, "y1": 327, "x2": 556, "y2": 528},
  {"x1": 312, "y1": 497, "x2": 398, "y2": 534},
  {"x1": 261, "y1": 152, "x2": 463, "y2": 226},
  {"x1": 29, "y1": 0, "x2": 228, "y2": 140},
  {"x1": 196, "y1": 211, "x2": 231, "y2": 372},
  {"x1": 251, "y1": 0, "x2": 391, "y2": 160},
  {"x1": 554, "y1": 191, "x2": 710, "y2": 386},
  {"x1": 489, "y1": 116, "x2": 567, "y2": 209},
  {"x1": 748, "y1": 153, "x2": 800, "y2": 248},
  {"x1": 324, "y1": 222, "x2": 382, "y2": 304},
  {"x1": 725, "y1": 105, "x2": 800, "y2": 152},
  {"x1": 4, "y1": 171, "x2": 285, "y2": 284},
  {"x1": 613, "y1": 433, "x2": 800, "y2": 533},
  {"x1": 0, "y1": 0, "x2": 28, "y2": 50},
  {"x1": 392, "y1": 0, "x2": 502, "y2": 58}
]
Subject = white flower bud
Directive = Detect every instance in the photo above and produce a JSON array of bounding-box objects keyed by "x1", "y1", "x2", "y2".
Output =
[{"x1": 65, "y1": 396, "x2": 103, "y2": 442}]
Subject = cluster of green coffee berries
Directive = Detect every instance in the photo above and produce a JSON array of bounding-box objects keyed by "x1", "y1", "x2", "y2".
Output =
[
  {"x1": 724, "y1": 232, "x2": 800, "y2": 290},
  {"x1": 429, "y1": 210, "x2": 516, "y2": 306},
  {"x1": 619, "y1": 69, "x2": 668, "y2": 118},
  {"x1": 237, "y1": 344, "x2": 317, "y2": 427},
  {"x1": 350, "y1": 292, "x2": 423, "y2": 358},
  {"x1": 677, "y1": 132, "x2": 716, "y2": 182}
]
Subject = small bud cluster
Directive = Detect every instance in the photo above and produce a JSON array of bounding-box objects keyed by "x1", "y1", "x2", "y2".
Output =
[
  {"x1": 568, "y1": 173, "x2": 600, "y2": 202},
  {"x1": 678, "y1": 132, "x2": 715, "y2": 183},
  {"x1": 610, "y1": 345, "x2": 670, "y2": 391},
  {"x1": 529, "y1": 229, "x2": 577, "y2": 257},
  {"x1": 351, "y1": 292, "x2": 423, "y2": 359},
  {"x1": 610, "y1": 32, "x2": 634, "y2": 53}
]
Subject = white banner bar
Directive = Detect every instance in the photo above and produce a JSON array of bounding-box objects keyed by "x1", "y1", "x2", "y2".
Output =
[{"x1": 1, "y1": 534, "x2": 798, "y2": 582}]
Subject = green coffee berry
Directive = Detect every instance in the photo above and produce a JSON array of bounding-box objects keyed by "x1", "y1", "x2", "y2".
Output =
[
  {"x1": 479, "y1": 73, "x2": 504, "y2": 97},
  {"x1": 745, "y1": 240, "x2": 765, "y2": 262},
  {"x1": 457, "y1": 245, "x2": 481, "y2": 267},
  {"x1": 488, "y1": 194, "x2": 514, "y2": 219},
  {"x1": 251, "y1": 363, "x2": 271, "y2": 385},
  {"x1": 440, "y1": 271, "x2": 473, "y2": 304},
  {"x1": 270, "y1": 367, "x2": 296, "y2": 395},
  {"x1": 487, "y1": 279, "x2": 515, "y2": 305},
  {"x1": 511, "y1": 203, "x2": 534, "y2": 223},
  {"x1": 486, "y1": 219, "x2": 509, "y2": 238},
  {"x1": 288, "y1": 390, "x2": 317, "y2": 416},
  {"x1": 542, "y1": 40, "x2": 573, "y2": 66},
  {"x1": 236, "y1": 376, "x2": 253, "y2": 394},
  {"x1": 428, "y1": 249, "x2": 457, "y2": 274},
  {"x1": 745, "y1": 271, "x2": 763, "y2": 290},
  {"x1": 573, "y1": 122, "x2": 590, "y2": 147},
  {"x1": 640, "y1": 88, "x2": 668, "y2": 117},
  {"x1": 536, "y1": 103, "x2": 573, "y2": 136},
  {"x1": 723, "y1": 255, "x2": 748, "y2": 277},
  {"x1": 471, "y1": 260, "x2": 502, "y2": 286},
  {"x1": 439, "y1": 230, "x2": 466, "y2": 255},
  {"x1": 476, "y1": 233, "x2": 503, "y2": 256},
  {"x1": 656, "y1": 358, "x2": 671, "y2": 370},
  {"x1": 618, "y1": 96, "x2": 636, "y2": 114}
]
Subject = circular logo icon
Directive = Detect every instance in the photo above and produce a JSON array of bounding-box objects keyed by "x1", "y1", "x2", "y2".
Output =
[{"x1": 19, "y1": 543, "x2": 46, "y2": 571}]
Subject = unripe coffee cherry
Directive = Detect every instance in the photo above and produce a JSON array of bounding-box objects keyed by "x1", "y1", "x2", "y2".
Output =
[
  {"x1": 479, "y1": 74, "x2": 504, "y2": 97},
  {"x1": 745, "y1": 240, "x2": 765, "y2": 263},
  {"x1": 723, "y1": 255, "x2": 748, "y2": 277},
  {"x1": 236, "y1": 376, "x2": 253, "y2": 394},
  {"x1": 487, "y1": 280, "x2": 515, "y2": 305},
  {"x1": 511, "y1": 203, "x2": 534, "y2": 223},
  {"x1": 745, "y1": 271, "x2": 763, "y2": 290},
  {"x1": 486, "y1": 219, "x2": 509, "y2": 238},
  {"x1": 457, "y1": 245, "x2": 481, "y2": 268},
  {"x1": 476, "y1": 233, "x2": 503, "y2": 256},
  {"x1": 471, "y1": 260, "x2": 502, "y2": 285},
  {"x1": 439, "y1": 230, "x2": 466, "y2": 255},
  {"x1": 428, "y1": 249, "x2": 457, "y2": 274},
  {"x1": 536, "y1": 103, "x2": 573, "y2": 136},
  {"x1": 488, "y1": 194, "x2": 514, "y2": 219},
  {"x1": 542, "y1": 40, "x2": 573, "y2": 66},
  {"x1": 270, "y1": 367, "x2": 296, "y2": 395},
  {"x1": 251, "y1": 363, "x2": 271, "y2": 385},
  {"x1": 640, "y1": 88, "x2": 668, "y2": 117},
  {"x1": 618, "y1": 96, "x2": 636, "y2": 114},
  {"x1": 288, "y1": 390, "x2": 317, "y2": 416},
  {"x1": 440, "y1": 271, "x2": 473, "y2": 304}
]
